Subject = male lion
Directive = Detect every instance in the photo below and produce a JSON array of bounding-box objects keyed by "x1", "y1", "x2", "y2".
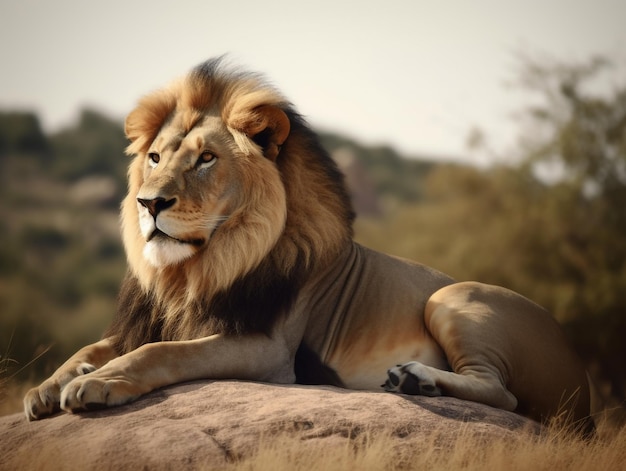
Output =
[{"x1": 24, "y1": 58, "x2": 593, "y2": 430}]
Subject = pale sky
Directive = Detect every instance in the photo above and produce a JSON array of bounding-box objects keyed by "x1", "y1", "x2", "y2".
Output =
[{"x1": 1, "y1": 0, "x2": 624, "y2": 164}]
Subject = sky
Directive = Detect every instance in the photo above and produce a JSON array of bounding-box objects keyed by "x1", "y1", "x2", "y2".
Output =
[{"x1": 1, "y1": 0, "x2": 625, "y2": 164}]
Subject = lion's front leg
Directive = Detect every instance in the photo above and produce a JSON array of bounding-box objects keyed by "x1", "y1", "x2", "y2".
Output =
[
  {"x1": 23, "y1": 338, "x2": 119, "y2": 420},
  {"x1": 60, "y1": 333, "x2": 295, "y2": 414}
]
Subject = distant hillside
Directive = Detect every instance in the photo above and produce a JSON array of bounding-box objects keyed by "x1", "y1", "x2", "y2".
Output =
[{"x1": 318, "y1": 132, "x2": 437, "y2": 212}]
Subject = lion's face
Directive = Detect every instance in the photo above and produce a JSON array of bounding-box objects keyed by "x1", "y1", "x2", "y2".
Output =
[
  {"x1": 134, "y1": 114, "x2": 240, "y2": 268},
  {"x1": 124, "y1": 107, "x2": 290, "y2": 278}
]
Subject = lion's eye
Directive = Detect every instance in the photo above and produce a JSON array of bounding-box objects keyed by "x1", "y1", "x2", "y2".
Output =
[
  {"x1": 196, "y1": 151, "x2": 217, "y2": 169},
  {"x1": 148, "y1": 152, "x2": 160, "y2": 168}
]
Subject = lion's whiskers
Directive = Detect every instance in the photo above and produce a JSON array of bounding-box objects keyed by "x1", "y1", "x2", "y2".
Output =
[{"x1": 198, "y1": 214, "x2": 229, "y2": 231}]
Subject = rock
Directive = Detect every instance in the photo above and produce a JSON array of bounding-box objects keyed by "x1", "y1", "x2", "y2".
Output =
[{"x1": 0, "y1": 381, "x2": 538, "y2": 470}]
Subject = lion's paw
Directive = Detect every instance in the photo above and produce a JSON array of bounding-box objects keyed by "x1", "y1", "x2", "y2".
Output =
[
  {"x1": 23, "y1": 362, "x2": 97, "y2": 420},
  {"x1": 61, "y1": 376, "x2": 106, "y2": 412},
  {"x1": 382, "y1": 361, "x2": 442, "y2": 397},
  {"x1": 24, "y1": 381, "x2": 62, "y2": 421},
  {"x1": 60, "y1": 372, "x2": 143, "y2": 413}
]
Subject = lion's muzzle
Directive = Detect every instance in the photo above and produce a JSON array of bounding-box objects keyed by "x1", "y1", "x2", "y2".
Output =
[{"x1": 137, "y1": 196, "x2": 177, "y2": 218}]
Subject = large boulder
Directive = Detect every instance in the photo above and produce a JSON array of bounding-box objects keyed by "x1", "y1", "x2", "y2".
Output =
[{"x1": 0, "y1": 381, "x2": 538, "y2": 470}]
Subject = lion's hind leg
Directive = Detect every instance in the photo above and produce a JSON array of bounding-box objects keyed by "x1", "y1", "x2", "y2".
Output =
[
  {"x1": 421, "y1": 281, "x2": 594, "y2": 426},
  {"x1": 383, "y1": 361, "x2": 518, "y2": 411},
  {"x1": 384, "y1": 281, "x2": 525, "y2": 412}
]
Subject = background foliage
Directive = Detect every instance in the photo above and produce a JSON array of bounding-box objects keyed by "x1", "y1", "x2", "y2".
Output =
[{"x1": 1, "y1": 56, "x2": 624, "y2": 417}]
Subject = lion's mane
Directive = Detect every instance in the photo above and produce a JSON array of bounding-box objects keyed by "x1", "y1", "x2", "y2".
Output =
[{"x1": 105, "y1": 58, "x2": 355, "y2": 354}]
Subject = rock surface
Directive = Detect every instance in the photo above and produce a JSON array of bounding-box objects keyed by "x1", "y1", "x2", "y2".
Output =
[{"x1": 0, "y1": 381, "x2": 538, "y2": 470}]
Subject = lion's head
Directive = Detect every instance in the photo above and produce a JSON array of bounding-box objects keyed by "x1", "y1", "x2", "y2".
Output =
[{"x1": 112, "y1": 58, "x2": 354, "y2": 346}]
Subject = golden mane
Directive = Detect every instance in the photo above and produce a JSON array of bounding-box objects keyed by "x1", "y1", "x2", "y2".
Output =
[{"x1": 107, "y1": 58, "x2": 355, "y2": 352}]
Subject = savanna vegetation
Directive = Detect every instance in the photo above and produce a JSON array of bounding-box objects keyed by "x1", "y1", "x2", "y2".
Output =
[
  {"x1": 1, "y1": 53, "x2": 625, "y2": 449},
  {"x1": 226, "y1": 422, "x2": 626, "y2": 471}
]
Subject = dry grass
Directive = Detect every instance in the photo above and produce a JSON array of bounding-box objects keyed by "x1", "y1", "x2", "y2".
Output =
[
  {"x1": 0, "y1": 329, "x2": 46, "y2": 418},
  {"x1": 226, "y1": 418, "x2": 626, "y2": 471},
  {"x1": 0, "y1": 336, "x2": 20, "y2": 417},
  {"x1": 5, "y1": 418, "x2": 625, "y2": 471}
]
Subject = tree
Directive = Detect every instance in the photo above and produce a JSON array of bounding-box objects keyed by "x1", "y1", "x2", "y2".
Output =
[{"x1": 510, "y1": 55, "x2": 626, "y2": 402}]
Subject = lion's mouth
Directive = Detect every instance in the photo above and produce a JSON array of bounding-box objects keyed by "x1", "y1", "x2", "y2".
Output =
[{"x1": 148, "y1": 229, "x2": 204, "y2": 246}]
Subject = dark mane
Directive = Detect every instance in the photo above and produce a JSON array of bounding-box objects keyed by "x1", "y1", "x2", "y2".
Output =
[
  {"x1": 106, "y1": 253, "x2": 307, "y2": 355},
  {"x1": 283, "y1": 109, "x2": 356, "y2": 231}
]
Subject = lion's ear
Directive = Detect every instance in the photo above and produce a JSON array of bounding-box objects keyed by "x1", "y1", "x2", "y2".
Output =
[
  {"x1": 124, "y1": 109, "x2": 152, "y2": 156},
  {"x1": 231, "y1": 105, "x2": 290, "y2": 161},
  {"x1": 124, "y1": 92, "x2": 177, "y2": 155},
  {"x1": 124, "y1": 109, "x2": 143, "y2": 143}
]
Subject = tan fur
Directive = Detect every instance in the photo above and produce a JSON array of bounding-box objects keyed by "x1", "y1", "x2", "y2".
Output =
[{"x1": 24, "y1": 59, "x2": 593, "y2": 431}]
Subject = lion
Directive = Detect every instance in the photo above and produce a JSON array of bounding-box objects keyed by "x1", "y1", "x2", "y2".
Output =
[{"x1": 24, "y1": 57, "x2": 594, "y2": 431}]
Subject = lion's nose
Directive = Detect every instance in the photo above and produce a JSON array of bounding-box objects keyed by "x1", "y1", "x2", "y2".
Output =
[{"x1": 137, "y1": 197, "x2": 176, "y2": 218}]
